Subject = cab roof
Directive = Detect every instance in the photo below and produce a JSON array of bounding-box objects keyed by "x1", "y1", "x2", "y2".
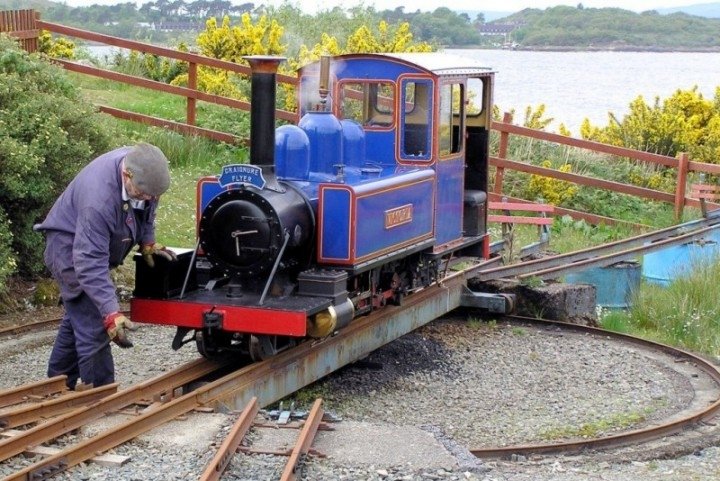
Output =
[{"x1": 372, "y1": 52, "x2": 494, "y2": 76}]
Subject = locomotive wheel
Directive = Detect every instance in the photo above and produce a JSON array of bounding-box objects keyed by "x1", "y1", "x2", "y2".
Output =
[
  {"x1": 195, "y1": 329, "x2": 245, "y2": 363},
  {"x1": 195, "y1": 330, "x2": 223, "y2": 360},
  {"x1": 249, "y1": 334, "x2": 296, "y2": 361}
]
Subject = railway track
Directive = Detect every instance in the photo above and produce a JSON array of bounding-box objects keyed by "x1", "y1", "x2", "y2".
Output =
[
  {"x1": 2, "y1": 272, "x2": 466, "y2": 480},
  {"x1": 467, "y1": 214, "x2": 720, "y2": 282},
  {"x1": 0, "y1": 357, "x2": 223, "y2": 479},
  {"x1": 0, "y1": 310, "x2": 130, "y2": 340},
  {"x1": 199, "y1": 397, "x2": 327, "y2": 481},
  {"x1": 0, "y1": 380, "x2": 117, "y2": 431},
  {"x1": 0, "y1": 319, "x2": 59, "y2": 340},
  {"x1": 469, "y1": 315, "x2": 720, "y2": 460},
  {"x1": 2, "y1": 312, "x2": 719, "y2": 479},
  {"x1": 2, "y1": 216, "x2": 720, "y2": 478}
]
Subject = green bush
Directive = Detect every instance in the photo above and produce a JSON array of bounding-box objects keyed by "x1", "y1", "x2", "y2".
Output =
[
  {"x1": 0, "y1": 210, "x2": 15, "y2": 290},
  {"x1": 0, "y1": 34, "x2": 119, "y2": 287}
]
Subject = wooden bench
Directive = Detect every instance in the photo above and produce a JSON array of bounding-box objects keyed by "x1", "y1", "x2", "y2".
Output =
[
  {"x1": 690, "y1": 183, "x2": 720, "y2": 217},
  {"x1": 489, "y1": 199, "x2": 554, "y2": 230},
  {"x1": 487, "y1": 198, "x2": 554, "y2": 259}
]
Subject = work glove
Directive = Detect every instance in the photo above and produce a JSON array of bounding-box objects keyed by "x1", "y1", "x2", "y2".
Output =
[
  {"x1": 104, "y1": 312, "x2": 138, "y2": 348},
  {"x1": 141, "y1": 242, "x2": 178, "y2": 268}
]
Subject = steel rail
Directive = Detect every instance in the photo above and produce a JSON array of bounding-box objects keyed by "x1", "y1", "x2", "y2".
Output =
[
  {"x1": 466, "y1": 215, "x2": 720, "y2": 282},
  {"x1": 199, "y1": 397, "x2": 260, "y2": 481},
  {"x1": 0, "y1": 383, "x2": 117, "y2": 430},
  {"x1": 0, "y1": 357, "x2": 219, "y2": 464},
  {"x1": 6, "y1": 309, "x2": 716, "y2": 476},
  {"x1": 470, "y1": 315, "x2": 720, "y2": 459},
  {"x1": 0, "y1": 376, "x2": 67, "y2": 409},
  {"x1": 280, "y1": 398, "x2": 324, "y2": 481},
  {"x1": 516, "y1": 224, "x2": 720, "y2": 281},
  {"x1": 0, "y1": 309, "x2": 127, "y2": 340},
  {"x1": 6, "y1": 359, "x2": 276, "y2": 481},
  {"x1": 0, "y1": 319, "x2": 59, "y2": 340}
]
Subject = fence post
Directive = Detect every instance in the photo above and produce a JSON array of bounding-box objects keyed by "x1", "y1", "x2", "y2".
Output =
[
  {"x1": 674, "y1": 152, "x2": 689, "y2": 221},
  {"x1": 493, "y1": 111, "x2": 512, "y2": 194},
  {"x1": 186, "y1": 62, "x2": 197, "y2": 126},
  {"x1": 31, "y1": 10, "x2": 39, "y2": 53}
]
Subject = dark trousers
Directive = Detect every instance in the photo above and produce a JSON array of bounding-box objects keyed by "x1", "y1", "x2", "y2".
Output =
[{"x1": 48, "y1": 291, "x2": 114, "y2": 389}]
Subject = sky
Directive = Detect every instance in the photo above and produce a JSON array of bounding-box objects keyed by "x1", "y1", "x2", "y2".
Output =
[{"x1": 58, "y1": 0, "x2": 714, "y2": 13}]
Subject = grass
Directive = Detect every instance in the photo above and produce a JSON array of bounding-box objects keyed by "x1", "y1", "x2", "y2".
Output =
[
  {"x1": 541, "y1": 410, "x2": 649, "y2": 440},
  {"x1": 275, "y1": 381, "x2": 332, "y2": 408},
  {"x1": 467, "y1": 317, "x2": 497, "y2": 330},
  {"x1": 600, "y1": 256, "x2": 720, "y2": 358},
  {"x1": 72, "y1": 73, "x2": 187, "y2": 118},
  {"x1": 69, "y1": 73, "x2": 253, "y2": 137}
]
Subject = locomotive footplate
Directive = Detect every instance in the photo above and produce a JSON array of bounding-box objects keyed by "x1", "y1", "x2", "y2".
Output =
[{"x1": 130, "y1": 289, "x2": 333, "y2": 337}]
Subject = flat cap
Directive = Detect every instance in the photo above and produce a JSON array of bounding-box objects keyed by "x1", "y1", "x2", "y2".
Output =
[{"x1": 124, "y1": 143, "x2": 171, "y2": 197}]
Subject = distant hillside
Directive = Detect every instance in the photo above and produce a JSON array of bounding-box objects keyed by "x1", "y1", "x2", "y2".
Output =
[
  {"x1": 479, "y1": 3, "x2": 720, "y2": 21},
  {"x1": 2, "y1": 1, "x2": 719, "y2": 51},
  {"x1": 658, "y1": 2, "x2": 720, "y2": 18},
  {"x1": 499, "y1": 5, "x2": 720, "y2": 50}
]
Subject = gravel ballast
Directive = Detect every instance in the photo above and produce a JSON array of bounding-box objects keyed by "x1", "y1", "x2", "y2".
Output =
[{"x1": 1, "y1": 315, "x2": 719, "y2": 480}]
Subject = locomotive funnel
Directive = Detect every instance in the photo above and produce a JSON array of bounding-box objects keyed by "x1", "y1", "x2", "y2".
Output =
[{"x1": 243, "y1": 56, "x2": 286, "y2": 173}]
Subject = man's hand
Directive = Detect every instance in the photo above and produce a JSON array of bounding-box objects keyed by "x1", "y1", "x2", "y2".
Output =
[
  {"x1": 141, "y1": 243, "x2": 178, "y2": 268},
  {"x1": 103, "y1": 312, "x2": 138, "y2": 348}
]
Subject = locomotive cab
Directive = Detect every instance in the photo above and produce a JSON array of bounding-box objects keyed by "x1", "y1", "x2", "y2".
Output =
[{"x1": 299, "y1": 53, "x2": 495, "y2": 259}]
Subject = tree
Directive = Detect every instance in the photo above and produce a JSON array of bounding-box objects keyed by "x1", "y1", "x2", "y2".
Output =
[
  {"x1": 172, "y1": 14, "x2": 285, "y2": 99},
  {"x1": 346, "y1": 21, "x2": 432, "y2": 53},
  {"x1": 580, "y1": 86, "x2": 720, "y2": 164},
  {"x1": 411, "y1": 7, "x2": 480, "y2": 46}
]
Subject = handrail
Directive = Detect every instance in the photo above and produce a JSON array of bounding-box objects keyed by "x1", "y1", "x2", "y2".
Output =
[
  {"x1": 36, "y1": 19, "x2": 298, "y2": 86},
  {"x1": 54, "y1": 58, "x2": 296, "y2": 124},
  {"x1": 491, "y1": 155, "x2": 675, "y2": 203},
  {"x1": 487, "y1": 193, "x2": 649, "y2": 230},
  {"x1": 491, "y1": 119, "x2": 679, "y2": 168},
  {"x1": 491, "y1": 111, "x2": 719, "y2": 221}
]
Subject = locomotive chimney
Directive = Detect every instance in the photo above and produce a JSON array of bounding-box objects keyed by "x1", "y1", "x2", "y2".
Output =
[
  {"x1": 318, "y1": 55, "x2": 330, "y2": 109},
  {"x1": 243, "y1": 56, "x2": 286, "y2": 174}
]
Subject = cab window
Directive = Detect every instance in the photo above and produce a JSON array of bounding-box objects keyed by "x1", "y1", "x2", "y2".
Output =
[
  {"x1": 401, "y1": 79, "x2": 432, "y2": 160},
  {"x1": 339, "y1": 81, "x2": 394, "y2": 128},
  {"x1": 439, "y1": 82, "x2": 464, "y2": 156},
  {"x1": 466, "y1": 78, "x2": 486, "y2": 116}
]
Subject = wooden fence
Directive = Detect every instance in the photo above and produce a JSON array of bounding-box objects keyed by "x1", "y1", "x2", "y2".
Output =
[
  {"x1": 0, "y1": 9, "x2": 297, "y2": 145},
  {"x1": 0, "y1": 9, "x2": 38, "y2": 53},
  {"x1": 2, "y1": 9, "x2": 718, "y2": 223},
  {"x1": 492, "y1": 112, "x2": 719, "y2": 223}
]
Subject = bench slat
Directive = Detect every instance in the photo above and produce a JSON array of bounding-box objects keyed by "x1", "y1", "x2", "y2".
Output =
[
  {"x1": 488, "y1": 215, "x2": 554, "y2": 225},
  {"x1": 488, "y1": 202, "x2": 555, "y2": 213},
  {"x1": 691, "y1": 192, "x2": 720, "y2": 200},
  {"x1": 690, "y1": 183, "x2": 720, "y2": 203},
  {"x1": 690, "y1": 183, "x2": 720, "y2": 191}
]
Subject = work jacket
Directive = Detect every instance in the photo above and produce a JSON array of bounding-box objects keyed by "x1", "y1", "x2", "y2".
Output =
[{"x1": 36, "y1": 147, "x2": 159, "y2": 317}]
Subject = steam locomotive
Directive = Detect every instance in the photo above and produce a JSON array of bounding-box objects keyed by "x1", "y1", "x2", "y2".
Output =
[{"x1": 130, "y1": 53, "x2": 495, "y2": 360}]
